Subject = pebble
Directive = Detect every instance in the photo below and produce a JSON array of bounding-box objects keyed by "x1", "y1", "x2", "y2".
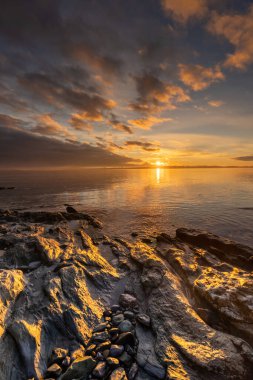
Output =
[
  {"x1": 124, "y1": 311, "x2": 135, "y2": 320},
  {"x1": 109, "y1": 367, "x2": 127, "y2": 379},
  {"x1": 102, "y1": 349, "x2": 110, "y2": 359},
  {"x1": 109, "y1": 345, "x2": 124, "y2": 357},
  {"x1": 92, "y1": 331, "x2": 109, "y2": 343},
  {"x1": 93, "y1": 361, "x2": 107, "y2": 378},
  {"x1": 111, "y1": 304, "x2": 121, "y2": 312},
  {"x1": 46, "y1": 363, "x2": 62, "y2": 377},
  {"x1": 109, "y1": 327, "x2": 119, "y2": 336},
  {"x1": 119, "y1": 351, "x2": 132, "y2": 365},
  {"x1": 86, "y1": 344, "x2": 97, "y2": 355},
  {"x1": 118, "y1": 320, "x2": 133, "y2": 332},
  {"x1": 136, "y1": 314, "x2": 151, "y2": 327},
  {"x1": 119, "y1": 294, "x2": 138, "y2": 309},
  {"x1": 112, "y1": 313, "x2": 124, "y2": 325},
  {"x1": 128, "y1": 362, "x2": 138, "y2": 380},
  {"x1": 93, "y1": 322, "x2": 108, "y2": 332},
  {"x1": 116, "y1": 332, "x2": 135, "y2": 346},
  {"x1": 106, "y1": 357, "x2": 120, "y2": 368},
  {"x1": 97, "y1": 341, "x2": 111, "y2": 351},
  {"x1": 104, "y1": 309, "x2": 112, "y2": 317},
  {"x1": 50, "y1": 347, "x2": 68, "y2": 363},
  {"x1": 62, "y1": 356, "x2": 71, "y2": 367}
]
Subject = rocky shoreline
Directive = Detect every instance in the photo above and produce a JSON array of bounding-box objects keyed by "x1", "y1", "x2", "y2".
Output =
[{"x1": 0, "y1": 209, "x2": 252, "y2": 380}]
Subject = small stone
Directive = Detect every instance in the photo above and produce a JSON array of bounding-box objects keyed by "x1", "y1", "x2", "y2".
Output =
[
  {"x1": 70, "y1": 347, "x2": 86, "y2": 361},
  {"x1": 61, "y1": 356, "x2": 96, "y2": 380},
  {"x1": 111, "y1": 304, "x2": 121, "y2": 312},
  {"x1": 110, "y1": 367, "x2": 127, "y2": 380},
  {"x1": 66, "y1": 205, "x2": 78, "y2": 213},
  {"x1": 105, "y1": 316, "x2": 111, "y2": 322},
  {"x1": 119, "y1": 294, "x2": 138, "y2": 309},
  {"x1": 125, "y1": 345, "x2": 136, "y2": 356},
  {"x1": 104, "y1": 309, "x2": 112, "y2": 317},
  {"x1": 106, "y1": 357, "x2": 120, "y2": 368},
  {"x1": 97, "y1": 340, "x2": 111, "y2": 351},
  {"x1": 116, "y1": 332, "x2": 135, "y2": 346},
  {"x1": 50, "y1": 347, "x2": 68, "y2": 364},
  {"x1": 124, "y1": 311, "x2": 135, "y2": 320},
  {"x1": 111, "y1": 334, "x2": 119, "y2": 342},
  {"x1": 128, "y1": 363, "x2": 138, "y2": 380},
  {"x1": 118, "y1": 320, "x2": 133, "y2": 333},
  {"x1": 131, "y1": 232, "x2": 138, "y2": 237},
  {"x1": 93, "y1": 361, "x2": 107, "y2": 378},
  {"x1": 119, "y1": 351, "x2": 132, "y2": 365},
  {"x1": 109, "y1": 327, "x2": 119, "y2": 335},
  {"x1": 109, "y1": 345, "x2": 124, "y2": 357},
  {"x1": 86, "y1": 344, "x2": 97, "y2": 355},
  {"x1": 96, "y1": 352, "x2": 104, "y2": 361},
  {"x1": 46, "y1": 363, "x2": 62, "y2": 377},
  {"x1": 92, "y1": 331, "x2": 109, "y2": 343},
  {"x1": 93, "y1": 322, "x2": 108, "y2": 332},
  {"x1": 62, "y1": 355, "x2": 71, "y2": 367},
  {"x1": 112, "y1": 314, "x2": 124, "y2": 326},
  {"x1": 102, "y1": 349, "x2": 110, "y2": 358},
  {"x1": 136, "y1": 313, "x2": 151, "y2": 327}
]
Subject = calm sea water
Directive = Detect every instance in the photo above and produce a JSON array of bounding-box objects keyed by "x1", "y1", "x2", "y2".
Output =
[{"x1": 0, "y1": 168, "x2": 253, "y2": 246}]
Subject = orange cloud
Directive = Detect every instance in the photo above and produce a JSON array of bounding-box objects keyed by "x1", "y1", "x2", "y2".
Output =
[
  {"x1": 208, "y1": 100, "x2": 224, "y2": 108},
  {"x1": 129, "y1": 116, "x2": 172, "y2": 130},
  {"x1": 207, "y1": 6, "x2": 253, "y2": 70},
  {"x1": 178, "y1": 64, "x2": 225, "y2": 91},
  {"x1": 161, "y1": 0, "x2": 207, "y2": 23},
  {"x1": 69, "y1": 113, "x2": 93, "y2": 131},
  {"x1": 32, "y1": 114, "x2": 75, "y2": 139}
]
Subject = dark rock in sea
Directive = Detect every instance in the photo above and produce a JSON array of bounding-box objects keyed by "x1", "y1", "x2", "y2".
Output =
[
  {"x1": 136, "y1": 314, "x2": 150, "y2": 327},
  {"x1": 112, "y1": 313, "x2": 124, "y2": 325},
  {"x1": 46, "y1": 363, "x2": 62, "y2": 377},
  {"x1": 119, "y1": 293, "x2": 138, "y2": 309},
  {"x1": 109, "y1": 367, "x2": 127, "y2": 379},
  {"x1": 60, "y1": 356, "x2": 96, "y2": 380},
  {"x1": 116, "y1": 332, "x2": 136, "y2": 346},
  {"x1": 65, "y1": 205, "x2": 78, "y2": 214},
  {"x1": 93, "y1": 361, "x2": 107, "y2": 378},
  {"x1": 118, "y1": 320, "x2": 133, "y2": 332},
  {"x1": 106, "y1": 356, "x2": 120, "y2": 368},
  {"x1": 109, "y1": 345, "x2": 124, "y2": 357}
]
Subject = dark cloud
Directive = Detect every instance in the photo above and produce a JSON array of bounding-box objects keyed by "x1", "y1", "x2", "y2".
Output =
[
  {"x1": 234, "y1": 156, "x2": 253, "y2": 161},
  {"x1": 110, "y1": 114, "x2": 133, "y2": 134},
  {"x1": 125, "y1": 140, "x2": 160, "y2": 152},
  {"x1": 0, "y1": 114, "x2": 137, "y2": 168}
]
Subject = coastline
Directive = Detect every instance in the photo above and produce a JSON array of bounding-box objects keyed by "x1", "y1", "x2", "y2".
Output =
[{"x1": 0, "y1": 209, "x2": 252, "y2": 379}]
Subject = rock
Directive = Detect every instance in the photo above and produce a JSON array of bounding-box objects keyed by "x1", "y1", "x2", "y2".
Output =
[
  {"x1": 128, "y1": 363, "x2": 138, "y2": 379},
  {"x1": 92, "y1": 361, "x2": 107, "y2": 378},
  {"x1": 62, "y1": 356, "x2": 71, "y2": 367},
  {"x1": 60, "y1": 356, "x2": 96, "y2": 380},
  {"x1": 104, "y1": 309, "x2": 112, "y2": 317},
  {"x1": 46, "y1": 363, "x2": 62, "y2": 377},
  {"x1": 139, "y1": 361, "x2": 165, "y2": 379},
  {"x1": 65, "y1": 206, "x2": 78, "y2": 214},
  {"x1": 109, "y1": 345, "x2": 124, "y2": 357},
  {"x1": 112, "y1": 314, "x2": 124, "y2": 325},
  {"x1": 92, "y1": 331, "x2": 110, "y2": 343},
  {"x1": 119, "y1": 293, "x2": 138, "y2": 309},
  {"x1": 111, "y1": 305, "x2": 121, "y2": 312},
  {"x1": 86, "y1": 344, "x2": 97, "y2": 355},
  {"x1": 131, "y1": 232, "x2": 138, "y2": 237},
  {"x1": 50, "y1": 347, "x2": 68, "y2": 364},
  {"x1": 70, "y1": 347, "x2": 86, "y2": 361},
  {"x1": 109, "y1": 327, "x2": 119, "y2": 336},
  {"x1": 136, "y1": 314, "x2": 150, "y2": 327},
  {"x1": 97, "y1": 341, "x2": 111, "y2": 351},
  {"x1": 103, "y1": 349, "x2": 110, "y2": 359},
  {"x1": 106, "y1": 357, "x2": 120, "y2": 368},
  {"x1": 93, "y1": 322, "x2": 108, "y2": 332},
  {"x1": 110, "y1": 367, "x2": 128, "y2": 379},
  {"x1": 156, "y1": 233, "x2": 172, "y2": 244},
  {"x1": 116, "y1": 332, "x2": 135, "y2": 346},
  {"x1": 118, "y1": 320, "x2": 133, "y2": 332},
  {"x1": 124, "y1": 311, "x2": 135, "y2": 320}
]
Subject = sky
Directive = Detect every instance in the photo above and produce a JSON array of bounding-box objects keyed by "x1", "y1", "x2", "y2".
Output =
[{"x1": 0, "y1": 0, "x2": 253, "y2": 168}]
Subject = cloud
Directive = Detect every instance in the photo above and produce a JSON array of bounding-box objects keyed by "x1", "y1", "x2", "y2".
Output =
[
  {"x1": 131, "y1": 73, "x2": 190, "y2": 113},
  {"x1": 69, "y1": 113, "x2": 93, "y2": 131},
  {"x1": 207, "y1": 5, "x2": 253, "y2": 69},
  {"x1": 19, "y1": 72, "x2": 116, "y2": 119},
  {"x1": 109, "y1": 114, "x2": 133, "y2": 134},
  {"x1": 178, "y1": 64, "x2": 225, "y2": 91},
  {"x1": 32, "y1": 114, "x2": 75, "y2": 138},
  {"x1": 125, "y1": 140, "x2": 160, "y2": 152},
  {"x1": 234, "y1": 156, "x2": 253, "y2": 161},
  {"x1": 208, "y1": 100, "x2": 224, "y2": 107},
  {"x1": 161, "y1": 0, "x2": 208, "y2": 23},
  {"x1": 129, "y1": 116, "x2": 172, "y2": 130},
  {"x1": 0, "y1": 113, "x2": 138, "y2": 168}
]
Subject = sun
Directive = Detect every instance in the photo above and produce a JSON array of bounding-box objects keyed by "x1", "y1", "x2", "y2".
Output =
[{"x1": 155, "y1": 160, "x2": 163, "y2": 167}]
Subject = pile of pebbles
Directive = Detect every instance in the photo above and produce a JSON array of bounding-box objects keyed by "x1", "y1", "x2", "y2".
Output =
[{"x1": 43, "y1": 293, "x2": 151, "y2": 380}]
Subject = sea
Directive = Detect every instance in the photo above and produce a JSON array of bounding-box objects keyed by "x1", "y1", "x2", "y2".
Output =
[{"x1": 0, "y1": 168, "x2": 253, "y2": 246}]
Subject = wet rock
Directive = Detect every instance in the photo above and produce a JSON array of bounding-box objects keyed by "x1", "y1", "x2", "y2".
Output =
[
  {"x1": 86, "y1": 344, "x2": 97, "y2": 355},
  {"x1": 93, "y1": 361, "x2": 107, "y2": 378},
  {"x1": 62, "y1": 356, "x2": 71, "y2": 367},
  {"x1": 119, "y1": 351, "x2": 132, "y2": 365},
  {"x1": 111, "y1": 305, "x2": 121, "y2": 312},
  {"x1": 97, "y1": 341, "x2": 111, "y2": 351},
  {"x1": 156, "y1": 233, "x2": 172, "y2": 244},
  {"x1": 116, "y1": 332, "x2": 135, "y2": 346},
  {"x1": 110, "y1": 367, "x2": 128, "y2": 380},
  {"x1": 118, "y1": 320, "x2": 133, "y2": 332},
  {"x1": 109, "y1": 327, "x2": 119, "y2": 336},
  {"x1": 46, "y1": 363, "x2": 62, "y2": 377},
  {"x1": 136, "y1": 314, "x2": 150, "y2": 327},
  {"x1": 119, "y1": 293, "x2": 138, "y2": 309},
  {"x1": 124, "y1": 311, "x2": 135, "y2": 320},
  {"x1": 60, "y1": 356, "x2": 96, "y2": 380},
  {"x1": 109, "y1": 345, "x2": 124, "y2": 357},
  {"x1": 102, "y1": 349, "x2": 110, "y2": 359},
  {"x1": 65, "y1": 206, "x2": 78, "y2": 214}
]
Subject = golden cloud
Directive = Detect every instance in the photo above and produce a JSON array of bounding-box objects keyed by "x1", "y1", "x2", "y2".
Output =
[
  {"x1": 161, "y1": 0, "x2": 207, "y2": 23},
  {"x1": 208, "y1": 100, "x2": 224, "y2": 108},
  {"x1": 178, "y1": 64, "x2": 225, "y2": 91},
  {"x1": 32, "y1": 114, "x2": 75, "y2": 139},
  {"x1": 129, "y1": 116, "x2": 172, "y2": 130},
  {"x1": 207, "y1": 6, "x2": 253, "y2": 69}
]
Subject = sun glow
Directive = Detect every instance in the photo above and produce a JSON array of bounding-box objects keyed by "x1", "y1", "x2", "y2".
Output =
[{"x1": 156, "y1": 160, "x2": 164, "y2": 167}]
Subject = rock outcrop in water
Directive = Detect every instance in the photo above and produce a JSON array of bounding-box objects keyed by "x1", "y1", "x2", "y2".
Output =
[{"x1": 0, "y1": 209, "x2": 252, "y2": 379}]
